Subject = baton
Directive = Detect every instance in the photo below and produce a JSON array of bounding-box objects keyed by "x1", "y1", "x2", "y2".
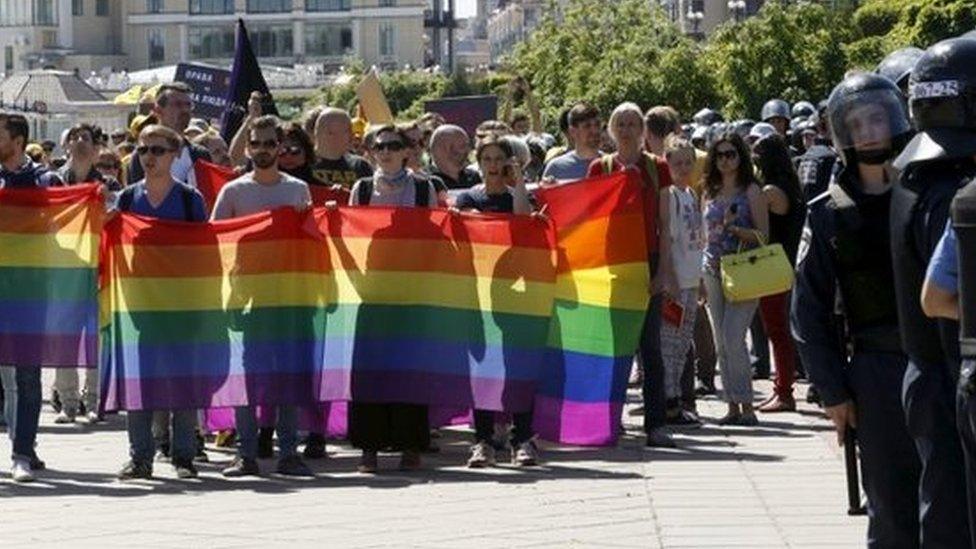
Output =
[{"x1": 844, "y1": 427, "x2": 867, "y2": 515}]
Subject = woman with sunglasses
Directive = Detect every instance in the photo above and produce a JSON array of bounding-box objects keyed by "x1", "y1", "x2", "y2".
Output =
[
  {"x1": 276, "y1": 122, "x2": 323, "y2": 186},
  {"x1": 346, "y1": 125, "x2": 437, "y2": 473},
  {"x1": 95, "y1": 147, "x2": 124, "y2": 185},
  {"x1": 701, "y1": 132, "x2": 768, "y2": 426},
  {"x1": 751, "y1": 134, "x2": 805, "y2": 413}
]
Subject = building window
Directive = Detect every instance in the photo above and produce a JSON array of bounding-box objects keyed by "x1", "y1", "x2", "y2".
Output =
[
  {"x1": 4, "y1": 46, "x2": 13, "y2": 72},
  {"x1": 378, "y1": 0, "x2": 395, "y2": 6},
  {"x1": 34, "y1": 0, "x2": 57, "y2": 25},
  {"x1": 189, "y1": 26, "x2": 236, "y2": 58},
  {"x1": 305, "y1": 23, "x2": 352, "y2": 56},
  {"x1": 246, "y1": 0, "x2": 291, "y2": 13},
  {"x1": 190, "y1": 0, "x2": 234, "y2": 14},
  {"x1": 72, "y1": 0, "x2": 84, "y2": 16},
  {"x1": 96, "y1": 0, "x2": 108, "y2": 16},
  {"x1": 148, "y1": 28, "x2": 165, "y2": 62},
  {"x1": 305, "y1": 0, "x2": 349, "y2": 11},
  {"x1": 147, "y1": 0, "x2": 164, "y2": 14},
  {"x1": 378, "y1": 22, "x2": 394, "y2": 57},
  {"x1": 250, "y1": 24, "x2": 293, "y2": 57}
]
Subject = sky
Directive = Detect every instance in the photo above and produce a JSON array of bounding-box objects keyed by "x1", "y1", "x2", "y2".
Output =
[{"x1": 456, "y1": 0, "x2": 477, "y2": 18}]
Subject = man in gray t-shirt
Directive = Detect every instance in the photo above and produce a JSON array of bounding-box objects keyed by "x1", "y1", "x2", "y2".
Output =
[
  {"x1": 211, "y1": 115, "x2": 314, "y2": 480},
  {"x1": 541, "y1": 102, "x2": 603, "y2": 183}
]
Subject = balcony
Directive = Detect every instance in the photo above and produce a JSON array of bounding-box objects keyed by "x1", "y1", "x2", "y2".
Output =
[{"x1": 423, "y1": 9, "x2": 456, "y2": 29}]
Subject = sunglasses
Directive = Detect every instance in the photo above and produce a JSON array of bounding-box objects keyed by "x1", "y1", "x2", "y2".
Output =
[
  {"x1": 96, "y1": 162, "x2": 120, "y2": 170},
  {"x1": 136, "y1": 145, "x2": 175, "y2": 157},
  {"x1": 249, "y1": 139, "x2": 279, "y2": 149},
  {"x1": 279, "y1": 145, "x2": 304, "y2": 157},
  {"x1": 715, "y1": 149, "x2": 739, "y2": 160},
  {"x1": 373, "y1": 141, "x2": 405, "y2": 152}
]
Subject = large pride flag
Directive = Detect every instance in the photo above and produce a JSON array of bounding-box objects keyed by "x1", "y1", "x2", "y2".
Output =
[
  {"x1": 314, "y1": 206, "x2": 556, "y2": 412},
  {"x1": 532, "y1": 172, "x2": 650, "y2": 445},
  {"x1": 0, "y1": 184, "x2": 101, "y2": 367},
  {"x1": 100, "y1": 208, "x2": 330, "y2": 411}
]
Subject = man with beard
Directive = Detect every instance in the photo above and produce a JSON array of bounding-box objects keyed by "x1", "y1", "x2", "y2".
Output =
[{"x1": 211, "y1": 115, "x2": 313, "y2": 478}]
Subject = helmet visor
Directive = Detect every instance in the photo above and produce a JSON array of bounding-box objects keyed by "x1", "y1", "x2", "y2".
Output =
[{"x1": 830, "y1": 89, "x2": 911, "y2": 152}]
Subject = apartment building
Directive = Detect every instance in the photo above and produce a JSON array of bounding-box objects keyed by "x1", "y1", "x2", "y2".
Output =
[
  {"x1": 486, "y1": 0, "x2": 551, "y2": 63},
  {"x1": 0, "y1": 0, "x2": 427, "y2": 75}
]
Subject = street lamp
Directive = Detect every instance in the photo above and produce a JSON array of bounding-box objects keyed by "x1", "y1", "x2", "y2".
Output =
[
  {"x1": 686, "y1": 9, "x2": 704, "y2": 37},
  {"x1": 727, "y1": 0, "x2": 746, "y2": 22}
]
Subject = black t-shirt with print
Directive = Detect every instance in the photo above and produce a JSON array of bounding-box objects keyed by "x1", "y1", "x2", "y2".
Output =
[{"x1": 310, "y1": 153, "x2": 373, "y2": 189}]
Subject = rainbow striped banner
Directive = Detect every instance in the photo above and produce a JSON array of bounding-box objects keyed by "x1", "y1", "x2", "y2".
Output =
[
  {"x1": 100, "y1": 208, "x2": 330, "y2": 411},
  {"x1": 0, "y1": 184, "x2": 101, "y2": 367},
  {"x1": 532, "y1": 172, "x2": 650, "y2": 445},
  {"x1": 314, "y1": 207, "x2": 556, "y2": 413}
]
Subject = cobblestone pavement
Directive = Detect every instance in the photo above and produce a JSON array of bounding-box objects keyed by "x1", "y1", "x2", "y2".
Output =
[{"x1": 0, "y1": 377, "x2": 864, "y2": 548}]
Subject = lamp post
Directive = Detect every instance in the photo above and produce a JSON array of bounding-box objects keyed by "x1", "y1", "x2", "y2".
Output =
[
  {"x1": 686, "y1": 9, "x2": 704, "y2": 38},
  {"x1": 727, "y1": 0, "x2": 747, "y2": 23}
]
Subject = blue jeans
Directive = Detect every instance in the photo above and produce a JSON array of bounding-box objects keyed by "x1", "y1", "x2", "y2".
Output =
[
  {"x1": 235, "y1": 405, "x2": 297, "y2": 460},
  {"x1": 127, "y1": 409, "x2": 197, "y2": 464},
  {"x1": 0, "y1": 366, "x2": 42, "y2": 460}
]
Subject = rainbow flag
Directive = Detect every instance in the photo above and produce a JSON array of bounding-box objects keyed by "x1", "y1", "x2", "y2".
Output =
[
  {"x1": 100, "y1": 208, "x2": 330, "y2": 411},
  {"x1": 532, "y1": 172, "x2": 650, "y2": 445},
  {"x1": 0, "y1": 184, "x2": 101, "y2": 367},
  {"x1": 314, "y1": 207, "x2": 556, "y2": 413}
]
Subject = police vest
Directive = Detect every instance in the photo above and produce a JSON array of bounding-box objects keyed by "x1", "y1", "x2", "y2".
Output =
[
  {"x1": 826, "y1": 183, "x2": 900, "y2": 338},
  {"x1": 953, "y1": 179, "x2": 976, "y2": 359}
]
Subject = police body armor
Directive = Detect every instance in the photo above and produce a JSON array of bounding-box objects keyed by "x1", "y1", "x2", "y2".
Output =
[
  {"x1": 954, "y1": 179, "x2": 976, "y2": 360},
  {"x1": 826, "y1": 181, "x2": 901, "y2": 352}
]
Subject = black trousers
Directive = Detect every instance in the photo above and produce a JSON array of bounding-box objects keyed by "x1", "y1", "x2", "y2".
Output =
[
  {"x1": 348, "y1": 402, "x2": 429, "y2": 452},
  {"x1": 956, "y1": 359, "x2": 976, "y2": 549},
  {"x1": 473, "y1": 410, "x2": 533, "y2": 446},
  {"x1": 850, "y1": 352, "x2": 921, "y2": 549},
  {"x1": 903, "y1": 358, "x2": 972, "y2": 548},
  {"x1": 638, "y1": 294, "x2": 666, "y2": 432}
]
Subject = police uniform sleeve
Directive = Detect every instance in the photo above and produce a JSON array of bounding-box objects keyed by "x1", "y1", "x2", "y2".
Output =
[
  {"x1": 790, "y1": 208, "x2": 850, "y2": 407},
  {"x1": 925, "y1": 220, "x2": 959, "y2": 293}
]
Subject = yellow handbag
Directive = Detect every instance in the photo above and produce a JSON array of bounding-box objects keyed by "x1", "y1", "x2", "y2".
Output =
[{"x1": 720, "y1": 231, "x2": 794, "y2": 302}]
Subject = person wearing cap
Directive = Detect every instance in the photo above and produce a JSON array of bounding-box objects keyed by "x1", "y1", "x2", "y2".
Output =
[
  {"x1": 125, "y1": 81, "x2": 212, "y2": 187},
  {"x1": 747, "y1": 122, "x2": 777, "y2": 147},
  {"x1": 792, "y1": 72, "x2": 922, "y2": 548},
  {"x1": 889, "y1": 37, "x2": 976, "y2": 548}
]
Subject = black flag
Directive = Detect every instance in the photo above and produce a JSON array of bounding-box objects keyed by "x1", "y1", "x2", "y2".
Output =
[{"x1": 219, "y1": 19, "x2": 278, "y2": 143}]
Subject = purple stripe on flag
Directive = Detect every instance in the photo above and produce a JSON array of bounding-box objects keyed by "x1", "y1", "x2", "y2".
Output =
[
  {"x1": 531, "y1": 394, "x2": 623, "y2": 446},
  {"x1": 0, "y1": 332, "x2": 97, "y2": 368}
]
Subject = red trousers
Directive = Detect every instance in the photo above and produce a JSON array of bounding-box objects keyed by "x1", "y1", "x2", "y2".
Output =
[{"x1": 759, "y1": 291, "x2": 797, "y2": 399}]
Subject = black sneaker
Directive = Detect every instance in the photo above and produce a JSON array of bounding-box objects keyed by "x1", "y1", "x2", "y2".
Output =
[
  {"x1": 117, "y1": 460, "x2": 153, "y2": 480},
  {"x1": 222, "y1": 456, "x2": 261, "y2": 478},
  {"x1": 666, "y1": 410, "x2": 702, "y2": 428},
  {"x1": 303, "y1": 433, "x2": 327, "y2": 459},
  {"x1": 50, "y1": 389, "x2": 62, "y2": 413},
  {"x1": 194, "y1": 433, "x2": 210, "y2": 463},
  {"x1": 173, "y1": 459, "x2": 198, "y2": 479},
  {"x1": 807, "y1": 385, "x2": 821, "y2": 405},
  {"x1": 276, "y1": 455, "x2": 314, "y2": 477},
  {"x1": 29, "y1": 454, "x2": 46, "y2": 471},
  {"x1": 257, "y1": 427, "x2": 274, "y2": 459}
]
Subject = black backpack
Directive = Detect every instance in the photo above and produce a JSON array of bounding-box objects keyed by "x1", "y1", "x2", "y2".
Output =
[
  {"x1": 117, "y1": 184, "x2": 197, "y2": 222},
  {"x1": 357, "y1": 175, "x2": 431, "y2": 207}
]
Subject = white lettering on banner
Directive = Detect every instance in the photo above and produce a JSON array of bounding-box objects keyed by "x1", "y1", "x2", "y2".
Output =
[{"x1": 185, "y1": 70, "x2": 214, "y2": 83}]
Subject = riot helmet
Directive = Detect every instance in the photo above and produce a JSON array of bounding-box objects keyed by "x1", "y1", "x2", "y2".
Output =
[
  {"x1": 761, "y1": 99, "x2": 791, "y2": 136},
  {"x1": 791, "y1": 101, "x2": 816, "y2": 119},
  {"x1": 961, "y1": 29, "x2": 976, "y2": 40},
  {"x1": 747, "y1": 122, "x2": 777, "y2": 145},
  {"x1": 876, "y1": 47, "x2": 925, "y2": 91},
  {"x1": 693, "y1": 108, "x2": 724, "y2": 126},
  {"x1": 893, "y1": 38, "x2": 976, "y2": 170},
  {"x1": 827, "y1": 72, "x2": 912, "y2": 167},
  {"x1": 731, "y1": 119, "x2": 756, "y2": 140}
]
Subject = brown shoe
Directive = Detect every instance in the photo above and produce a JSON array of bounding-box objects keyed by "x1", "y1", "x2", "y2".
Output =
[
  {"x1": 758, "y1": 395, "x2": 796, "y2": 413},
  {"x1": 398, "y1": 451, "x2": 422, "y2": 471},
  {"x1": 358, "y1": 451, "x2": 378, "y2": 474}
]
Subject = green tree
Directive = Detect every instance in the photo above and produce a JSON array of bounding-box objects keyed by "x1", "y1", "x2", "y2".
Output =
[{"x1": 703, "y1": 2, "x2": 854, "y2": 119}]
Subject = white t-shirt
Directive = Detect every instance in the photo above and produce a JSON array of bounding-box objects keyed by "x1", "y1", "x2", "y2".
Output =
[
  {"x1": 668, "y1": 186, "x2": 704, "y2": 289},
  {"x1": 171, "y1": 145, "x2": 197, "y2": 187}
]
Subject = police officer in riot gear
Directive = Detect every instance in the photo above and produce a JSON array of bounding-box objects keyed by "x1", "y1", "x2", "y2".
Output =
[
  {"x1": 893, "y1": 36, "x2": 976, "y2": 549},
  {"x1": 693, "y1": 108, "x2": 724, "y2": 127},
  {"x1": 761, "y1": 99, "x2": 791, "y2": 136},
  {"x1": 791, "y1": 72, "x2": 921, "y2": 548},
  {"x1": 890, "y1": 37, "x2": 976, "y2": 549}
]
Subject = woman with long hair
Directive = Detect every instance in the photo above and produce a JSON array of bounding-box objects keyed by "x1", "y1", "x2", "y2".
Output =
[
  {"x1": 700, "y1": 132, "x2": 769, "y2": 425},
  {"x1": 752, "y1": 134, "x2": 806, "y2": 413}
]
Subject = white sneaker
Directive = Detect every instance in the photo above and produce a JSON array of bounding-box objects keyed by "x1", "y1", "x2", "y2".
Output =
[
  {"x1": 85, "y1": 411, "x2": 102, "y2": 424},
  {"x1": 54, "y1": 410, "x2": 76, "y2": 424},
  {"x1": 467, "y1": 441, "x2": 496, "y2": 468},
  {"x1": 11, "y1": 459, "x2": 35, "y2": 482},
  {"x1": 513, "y1": 440, "x2": 539, "y2": 467}
]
